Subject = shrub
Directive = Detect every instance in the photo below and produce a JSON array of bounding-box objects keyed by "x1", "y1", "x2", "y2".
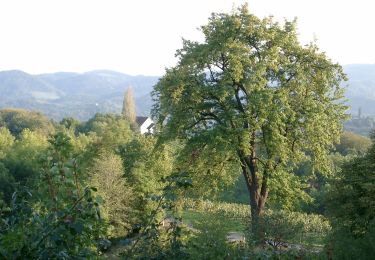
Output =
[{"x1": 0, "y1": 132, "x2": 107, "y2": 259}]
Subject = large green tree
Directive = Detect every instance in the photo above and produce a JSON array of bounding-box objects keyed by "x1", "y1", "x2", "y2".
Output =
[{"x1": 152, "y1": 5, "x2": 347, "y2": 237}]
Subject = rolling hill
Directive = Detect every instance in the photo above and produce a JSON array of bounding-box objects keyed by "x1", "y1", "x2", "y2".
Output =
[
  {"x1": 0, "y1": 64, "x2": 375, "y2": 121},
  {"x1": 0, "y1": 70, "x2": 159, "y2": 120}
]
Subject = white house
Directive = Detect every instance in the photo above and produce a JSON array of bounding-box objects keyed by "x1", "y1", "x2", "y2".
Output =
[{"x1": 136, "y1": 116, "x2": 155, "y2": 134}]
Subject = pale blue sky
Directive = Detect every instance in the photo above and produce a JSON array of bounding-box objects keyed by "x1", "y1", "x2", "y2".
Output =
[{"x1": 0, "y1": 0, "x2": 374, "y2": 75}]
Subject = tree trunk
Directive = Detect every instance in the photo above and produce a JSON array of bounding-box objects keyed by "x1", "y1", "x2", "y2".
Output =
[
  {"x1": 240, "y1": 153, "x2": 268, "y2": 243},
  {"x1": 250, "y1": 194, "x2": 262, "y2": 241}
]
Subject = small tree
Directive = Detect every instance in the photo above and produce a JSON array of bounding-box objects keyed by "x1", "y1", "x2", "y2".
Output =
[
  {"x1": 90, "y1": 152, "x2": 136, "y2": 238},
  {"x1": 152, "y1": 5, "x2": 347, "y2": 239},
  {"x1": 122, "y1": 87, "x2": 137, "y2": 126}
]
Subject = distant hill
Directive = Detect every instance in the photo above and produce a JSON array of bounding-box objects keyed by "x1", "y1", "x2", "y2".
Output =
[
  {"x1": 0, "y1": 70, "x2": 59, "y2": 100},
  {"x1": 343, "y1": 64, "x2": 375, "y2": 116},
  {"x1": 0, "y1": 65, "x2": 375, "y2": 121},
  {"x1": 0, "y1": 70, "x2": 159, "y2": 120}
]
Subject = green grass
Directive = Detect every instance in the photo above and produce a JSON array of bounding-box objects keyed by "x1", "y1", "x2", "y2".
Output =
[
  {"x1": 182, "y1": 210, "x2": 327, "y2": 247},
  {"x1": 182, "y1": 210, "x2": 246, "y2": 234},
  {"x1": 180, "y1": 198, "x2": 330, "y2": 246}
]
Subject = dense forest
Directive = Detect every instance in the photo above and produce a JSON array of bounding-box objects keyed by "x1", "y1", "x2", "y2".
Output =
[{"x1": 1, "y1": 6, "x2": 375, "y2": 259}]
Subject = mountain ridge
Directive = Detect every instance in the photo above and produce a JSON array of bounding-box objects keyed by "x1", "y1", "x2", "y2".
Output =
[
  {"x1": 1, "y1": 65, "x2": 375, "y2": 120},
  {"x1": 0, "y1": 70, "x2": 159, "y2": 120}
]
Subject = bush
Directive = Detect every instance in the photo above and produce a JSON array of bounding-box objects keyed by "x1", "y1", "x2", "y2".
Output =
[
  {"x1": 0, "y1": 132, "x2": 107, "y2": 259},
  {"x1": 328, "y1": 221, "x2": 375, "y2": 260}
]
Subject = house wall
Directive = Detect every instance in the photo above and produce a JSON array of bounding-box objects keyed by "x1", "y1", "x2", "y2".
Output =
[{"x1": 140, "y1": 118, "x2": 154, "y2": 134}]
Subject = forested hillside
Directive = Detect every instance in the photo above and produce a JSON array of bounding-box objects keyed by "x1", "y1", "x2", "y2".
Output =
[
  {"x1": 0, "y1": 64, "x2": 375, "y2": 121},
  {"x1": 0, "y1": 70, "x2": 158, "y2": 120}
]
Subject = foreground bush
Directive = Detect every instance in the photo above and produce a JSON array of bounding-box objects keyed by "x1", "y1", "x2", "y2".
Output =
[{"x1": 0, "y1": 132, "x2": 106, "y2": 259}]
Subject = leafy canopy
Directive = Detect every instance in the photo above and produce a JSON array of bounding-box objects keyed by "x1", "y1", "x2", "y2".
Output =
[
  {"x1": 153, "y1": 5, "x2": 347, "y2": 207},
  {"x1": 0, "y1": 108, "x2": 54, "y2": 138}
]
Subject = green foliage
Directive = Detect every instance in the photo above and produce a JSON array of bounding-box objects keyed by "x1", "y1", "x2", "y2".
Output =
[
  {"x1": 0, "y1": 4, "x2": 362, "y2": 256},
  {"x1": 182, "y1": 198, "x2": 249, "y2": 219},
  {"x1": 154, "y1": 5, "x2": 347, "y2": 170},
  {"x1": 152, "y1": 4, "x2": 348, "y2": 234},
  {"x1": 182, "y1": 198, "x2": 330, "y2": 244},
  {"x1": 116, "y1": 136, "x2": 177, "y2": 251},
  {"x1": 77, "y1": 113, "x2": 134, "y2": 174},
  {"x1": 261, "y1": 210, "x2": 330, "y2": 247},
  {"x1": 0, "y1": 127, "x2": 48, "y2": 208},
  {"x1": 4, "y1": 129, "x2": 49, "y2": 183},
  {"x1": 0, "y1": 108, "x2": 54, "y2": 138},
  {"x1": 219, "y1": 174, "x2": 249, "y2": 204},
  {"x1": 69, "y1": 132, "x2": 96, "y2": 156},
  {"x1": 59, "y1": 117, "x2": 82, "y2": 135},
  {"x1": 335, "y1": 131, "x2": 371, "y2": 155},
  {"x1": 0, "y1": 132, "x2": 106, "y2": 258},
  {"x1": 0, "y1": 127, "x2": 15, "y2": 159},
  {"x1": 120, "y1": 171, "x2": 193, "y2": 259},
  {"x1": 116, "y1": 140, "x2": 181, "y2": 254},
  {"x1": 327, "y1": 223, "x2": 375, "y2": 260},
  {"x1": 184, "y1": 213, "x2": 248, "y2": 259},
  {"x1": 267, "y1": 168, "x2": 312, "y2": 211},
  {"x1": 176, "y1": 137, "x2": 241, "y2": 199},
  {"x1": 80, "y1": 113, "x2": 130, "y2": 136},
  {"x1": 327, "y1": 135, "x2": 375, "y2": 257},
  {"x1": 80, "y1": 113, "x2": 133, "y2": 158},
  {"x1": 181, "y1": 201, "x2": 329, "y2": 259},
  {"x1": 97, "y1": 119, "x2": 133, "y2": 152},
  {"x1": 0, "y1": 163, "x2": 15, "y2": 204},
  {"x1": 277, "y1": 136, "x2": 364, "y2": 215},
  {"x1": 90, "y1": 152, "x2": 136, "y2": 238},
  {"x1": 120, "y1": 136, "x2": 174, "y2": 197},
  {"x1": 328, "y1": 149, "x2": 375, "y2": 236}
]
